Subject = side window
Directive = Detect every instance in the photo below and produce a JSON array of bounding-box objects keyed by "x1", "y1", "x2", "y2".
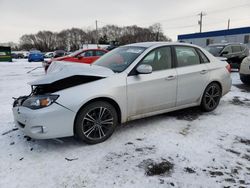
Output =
[
  {"x1": 244, "y1": 35, "x2": 250, "y2": 44},
  {"x1": 175, "y1": 46, "x2": 200, "y2": 67},
  {"x1": 197, "y1": 49, "x2": 210, "y2": 63},
  {"x1": 79, "y1": 51, "x2": 94, "y2": 57},
  {"x1": 232, "y1": 45, "x2": 241, "y2": 53},
  {"x1": 139, "y1": 47, "x2": 172, "y2": 71},
  {"x1": 206, "y1": 39, "x2": 214, "y2": 46},
  {"x1": 96, "y1": 50, "x2": 106, "y2": 56},
  {"x1": 222, "y1": 46, "x2": 232, "y2": 54}
]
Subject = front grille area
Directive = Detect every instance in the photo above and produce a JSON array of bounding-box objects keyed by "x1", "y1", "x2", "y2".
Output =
[{"x1": 17, "y1": 121, "x2": 25, "y2": 128}]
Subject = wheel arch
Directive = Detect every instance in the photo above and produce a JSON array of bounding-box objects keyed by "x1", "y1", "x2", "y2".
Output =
[
  {"x1": 73, "y1": 97, "x2": 122, "y2": 134},
  {"x1": 208, "y1": 80, "x2": 222, "y2": 91},
  {"x1": 199, "y1": 80, "x2": 223, "y2": 104}
]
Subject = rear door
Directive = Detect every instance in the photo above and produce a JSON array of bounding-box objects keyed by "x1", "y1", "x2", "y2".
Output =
[
  {"x1": 79, "y1": 50, "x2": 95, "y2": 64},
  {"x1": 127, "y1": 46, "x2": 177, "y2": 118},
  {"x1": 93, "y1": 50, "x2": 107, "y2": 62},
  {"x1": 174, "y1": 46, "x2": 210, "y2": 106},
  {"x1": 221, "y1": 45, "x2": 233, "y2": 63}
]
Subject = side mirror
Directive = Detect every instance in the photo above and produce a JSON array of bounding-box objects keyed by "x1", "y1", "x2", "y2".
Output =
[
  {"x1": 136, "y1": 64, "x2": 152, "y2": 74},
  {"x1": 221, "y1": 51, "x2": 229, "y2": 56},
  {"x1": 77, "y1": 56, "x2": 83, "y2": 59}
]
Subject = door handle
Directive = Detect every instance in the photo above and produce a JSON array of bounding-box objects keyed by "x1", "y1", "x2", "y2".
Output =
[
  {"x1": 200, "y1": 70, "x2": 208, "y2": 74},
  {"x1": 165, "y1": 75, "x2": 176, "y2": 80}
]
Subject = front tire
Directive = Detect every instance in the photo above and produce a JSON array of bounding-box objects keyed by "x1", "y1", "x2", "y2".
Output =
[
  {"x1": 75, "y1": 101, "x2": 118, "y2": 144},
  {"x1": 200, "y1": 83, "x2": 222, "y2": 112}
]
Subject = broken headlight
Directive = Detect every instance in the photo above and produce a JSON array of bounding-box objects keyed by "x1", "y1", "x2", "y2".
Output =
[{"x1": 22, "y1": 95, "x2": 59, "y2": 109}]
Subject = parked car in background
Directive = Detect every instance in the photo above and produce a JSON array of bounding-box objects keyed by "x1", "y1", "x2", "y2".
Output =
[
  {"x1": 43, "y1": 48, "x2": 108, "y2": 71},
  {"x1": 11, "y1": 53, "x2": 18, "y2": 59},
  {"x1": 13, "y1": 42, "x2": 231, "y2": 144},
  {"x1": 11, "y1": 51, "x2": 29, "y2": 59},
  {"x1": 54, "y1": 50, "x2": 66, "y2": 58},
  {"x1": 44, "y1": 52, "x2": 54, "y2": 58},
  {"x1": 28, "y1": 50, "x2": 44, "y2": 62},
  {"x1": 106, "y1": 41, "x2": 119, "y2": 51},
  {"x1": 0, "y1": 46, "x2": 12, "y2": 62},
  {"x1": 206, "y1": 43, "x2": 249, "y2": 69},
  {"x1": 239, "y1": 56, "x2": 250, "y2": 85}
]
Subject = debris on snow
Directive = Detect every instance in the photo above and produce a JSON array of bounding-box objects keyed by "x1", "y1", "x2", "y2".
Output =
[
  {"x1": 139, "y1": 158, "x2": 174, "y2": 176},
  {"x1": 2, "y1": 128, "x2": 18, "y2": 136},
  {"x1": 184, "y1": 167, "x2": 196, "y2": 174},
  {"x1": 65, "y1": 158, "x2": 78, "y2": 161},
  {"x1": 24, "y1": 136, "x2": 31, "y2": 141}
]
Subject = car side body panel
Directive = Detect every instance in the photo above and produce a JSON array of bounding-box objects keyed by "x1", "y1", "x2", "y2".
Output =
[
  {"x1": 127, "y1": 69, "x2": 177, "y2": 118},
  {"x1": 54, "y1": 73, "x2": 128, "y2": 123},
  {"x1": 176, "y1": 64, "x2": 210, "y2": 106}
]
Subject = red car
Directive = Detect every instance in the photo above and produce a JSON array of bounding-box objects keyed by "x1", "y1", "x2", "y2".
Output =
[{"x1": 43, "y1": 49, "x2": 108, "y2": 72}]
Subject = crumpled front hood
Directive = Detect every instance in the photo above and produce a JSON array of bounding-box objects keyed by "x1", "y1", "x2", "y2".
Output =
[{"x1": 29, "y1": 61, "x2": 115, "y2": 85}]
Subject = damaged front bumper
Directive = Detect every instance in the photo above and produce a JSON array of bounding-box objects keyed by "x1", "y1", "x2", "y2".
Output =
[{"x1": 12, "y1": 97, "x2": 76, "y2": 139}]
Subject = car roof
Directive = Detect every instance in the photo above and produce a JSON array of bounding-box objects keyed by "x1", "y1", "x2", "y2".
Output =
[
  {"x1": 81, "y1": 48, "x2": 107, "y2": 51},
  {"x1": 208, "y1": 43, "x2": 245, "y2": 47},
  {"x1": 125, "y1": 42, "x2": 200, "y2": 49},
  {"x1": 55, "y1": 50, "x2": 65, "y2": 53}
]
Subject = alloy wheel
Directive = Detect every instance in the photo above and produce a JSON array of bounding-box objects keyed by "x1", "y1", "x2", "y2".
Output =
[
  {"x1": 81, "y1": 107, "x2": 114, "y2": 140},
  {"x1": 204, "y1": 85, "x2": 221, "y2": 110}
]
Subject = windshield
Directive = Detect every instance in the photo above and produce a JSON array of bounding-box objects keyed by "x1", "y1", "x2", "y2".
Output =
[
  {"x1": 93, "y1": 46, "x2": 146, "y2": 72},
  {"x1": 69, "y1": 49, "x2": 83, "y2": 57},
  {"x1": 206, "y1": 45, "x2": 225, "y2": 56}
]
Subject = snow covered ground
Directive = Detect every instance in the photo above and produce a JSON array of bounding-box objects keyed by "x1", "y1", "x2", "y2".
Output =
[{"x1": 0, "y1": 60, "x2": 250, "y2": 188}]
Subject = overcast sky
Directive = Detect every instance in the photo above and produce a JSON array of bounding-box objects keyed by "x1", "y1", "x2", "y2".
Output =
[{"x1": 0, "y1": 0, "x2": 249, "y2": 43}]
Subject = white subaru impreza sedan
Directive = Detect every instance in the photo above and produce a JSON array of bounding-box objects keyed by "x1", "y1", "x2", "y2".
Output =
[{"x1": 13, "y1": 42, "x2": 232, "y2": 144}]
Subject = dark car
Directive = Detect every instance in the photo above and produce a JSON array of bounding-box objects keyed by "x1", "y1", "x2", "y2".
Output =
[
  {"x1": 54, "y1": 50, "x2": 66, "y2": 58},
  {"x1": 206, "y1": 43, "x2": 249, "y2": 69}
]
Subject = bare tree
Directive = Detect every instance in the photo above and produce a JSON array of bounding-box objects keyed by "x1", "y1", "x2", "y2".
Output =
[{"x1": 18, "y1": 24, "x2": 171, "y2": 51}]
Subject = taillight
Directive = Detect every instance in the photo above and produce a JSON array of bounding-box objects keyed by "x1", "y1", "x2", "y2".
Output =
[{"x1": 226, "y1": 64, "x2": 231, "y2": 73}]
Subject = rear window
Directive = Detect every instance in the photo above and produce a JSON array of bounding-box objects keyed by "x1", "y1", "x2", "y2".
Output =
[
  {"x1": 206, "y1": 45, "x2": 224, "y2": 56},
  {"x1": 232, "y1": 45, "x2": 241, "y2": 53},
  {"x1": 240, "y1": 45, "x2": 246, "y2": 51},
  {"x1": 175, "y1": 46, "x2": 201, "y2": 67},
  {"x1": 196, "y1": 49, "x2": 209, "y2": 63}
]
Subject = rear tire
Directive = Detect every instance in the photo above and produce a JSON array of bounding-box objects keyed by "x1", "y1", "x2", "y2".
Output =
[
  {"x1": 240, "y1": 76, "x2": 250, "y2": 85},
  {"x1": 200, "y1": 83, "x2": 222, "y2": 112},
  {"x1": 75, "y1": 101, "x2": 118, "y2": 144}
]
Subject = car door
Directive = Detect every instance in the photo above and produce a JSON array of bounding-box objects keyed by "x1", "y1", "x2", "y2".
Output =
[
  {"x1": 79, "y1": 50, "x2": 95, "y2": 64},
  {"x1": 174, "y1": 46, "x2": 210, "y2": 106},
  {"x1": 93, "y1": 50, "x2": 107, "y2": 62},
  {"x1": 127, "y1": 46, "x2": 177, "y2": 118},
  {"x1": 221, "y1": 45, "x2": 233, "y2": 63}
]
